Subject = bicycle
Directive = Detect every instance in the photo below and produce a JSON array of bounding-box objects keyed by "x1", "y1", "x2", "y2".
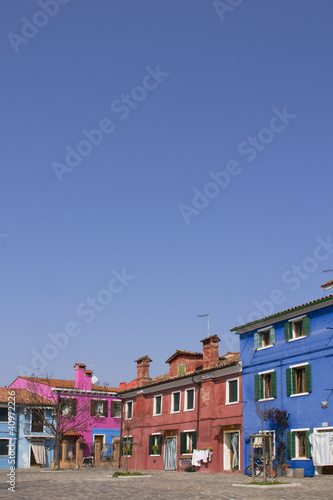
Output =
[{"x1": 245, "y1": 456, "x2": 277, "y2": 478}]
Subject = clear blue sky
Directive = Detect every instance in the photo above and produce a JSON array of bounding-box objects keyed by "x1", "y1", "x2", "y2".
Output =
[{"x1": 1, "y1": 0, "x2": 333, "y2": 387}]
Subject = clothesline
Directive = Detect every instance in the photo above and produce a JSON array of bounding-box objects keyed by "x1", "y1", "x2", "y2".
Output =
[{"x1": 191, "y1": 448, "x2": 213, "y2": 466}]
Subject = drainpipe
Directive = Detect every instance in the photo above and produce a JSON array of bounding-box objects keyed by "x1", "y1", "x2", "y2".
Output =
[
  {"x1": 119, "y1": 398, "x2": 123, "y2": 469},
  {"x1": 191, "y1": 376, "x2": 201, "y2": 442}
]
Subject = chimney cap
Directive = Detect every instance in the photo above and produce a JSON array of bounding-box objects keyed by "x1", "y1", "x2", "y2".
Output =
[
  {"x1": 74, "y1": 362, "x2": 86, "y2": 369},
  {"x1": 200, "y1": 334, "x2": 220, "y2": 344},
  {"x1": 85, "y1": 370, "x2": 93, "y2": 376},
  {"x1": 134, "y1": 355, "x2": 152, "y2": 363}
]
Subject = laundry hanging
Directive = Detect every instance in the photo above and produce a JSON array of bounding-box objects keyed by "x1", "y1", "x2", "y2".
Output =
[{"x1": 309, "y1": 432, "x2": 333, "y2": 466}]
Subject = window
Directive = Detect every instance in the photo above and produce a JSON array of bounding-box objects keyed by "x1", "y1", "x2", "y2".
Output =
[
  {"x1": 226, "y1": 378, "x2": 239, "y2": 404},
  {"x1": 60, "y1": 398, "x2": 77, "y2": 417},
  {"x1": 180, "y1": 431, "x2": 197, "y2": 454},
  {"x1": 153, "y1": 395, "x2": 162, "y2": 416},
  {"x1": 286, "y1": 364, "x2": 311, "y2": 396},
  {"x1": 287, "y1": 430, "x2": 312, "y2": 459},
  {"x1": 0, "y1": 439, "x2": 9, "y2": 456},
  {"x1": 125, "y1": 401, "x2": 133, "y2": 419},
  {"x1": 111, "y1": 401, "x2": 122, "y2": 418},
  {"x1": 255, "y1": 371, "x2": 277, "y2": 400},
  {"x1": 0, "y1": 407, "x2": 8, "y2": 422},
  {"x1": 184, "y1": 389, "x2": 195, "y2": 411},
  {"x1": 254, "y1": 327, "x2": 275, "y2": 349},
  {"x1": 149, "y1": 434, "x2": 162, "y2": 455},
  {"x1": 31, "y1": 409, "x2": 44, "y2": 433},
  {"x1": 178, "y1": 364, "x2": 186, "y2": 376},
  {"x1": 171, "y1": 392, "x2": 181, "y2": 413},
  {"x1": 253, "y1": 431, "x2": 276, "y2": 458},
  {"x1": 284, "y1": 316, "x2": 310, "y2": 341},
  {"x1": 91, "y1": 400, "x2": 108, "y2": 417},
  {"x1": 122, "y1": 436, "x2": 133, "y2": 456}
]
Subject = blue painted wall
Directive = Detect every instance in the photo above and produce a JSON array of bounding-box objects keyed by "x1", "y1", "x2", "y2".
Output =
[
  {"x1": 234, "y1": 297, "x2": 333, "y2": 477},
  {"x1": 92, "y1": 427, "x2": 120, "y2": 445},
  {"x1": 0, "y1": 404, "x2": 16, "y2": 470},
  {"x1": 17, "y1": 408, "x2": 55, "y2": 468}
]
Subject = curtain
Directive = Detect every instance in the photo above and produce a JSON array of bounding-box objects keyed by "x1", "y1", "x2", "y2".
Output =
[
  {"x1": 309, "y1": 432, "x2": 333, "y2": 466},
  {"x1": 230, "y1": 433, "x2": 239, "y2": 469},
  {"x1": 164, "y1": 438, "x2": 177, "y2": 470},
  {"x1": 31, "y1": 441, "x2": 46, "y2": 465}
]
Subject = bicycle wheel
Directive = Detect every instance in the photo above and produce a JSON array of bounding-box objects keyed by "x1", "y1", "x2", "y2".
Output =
[
  {"x1": 266, "y1": 466, "x2": 277, "y2": 478},
  {"x1": 245, "y1": 464, "x2": 262, "y2": 477}
]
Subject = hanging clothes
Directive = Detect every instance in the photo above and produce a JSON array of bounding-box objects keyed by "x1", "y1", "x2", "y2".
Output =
[{"x1": 309, "y1": 432, "x2": 333, "y2": 466}]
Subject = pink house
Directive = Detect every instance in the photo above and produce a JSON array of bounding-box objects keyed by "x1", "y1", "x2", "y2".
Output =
[{"x1": 10, "y1": 363, "x2": 122, "y2": 461}]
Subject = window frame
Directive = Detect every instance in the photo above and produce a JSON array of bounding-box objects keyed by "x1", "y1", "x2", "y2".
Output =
[
  {"x1": 287, "y1": 363, "x2": 311, "y2": 397},
  {"x1": 125, "y1": 400, "x2": 133, "y2": 420},
  {"x1": 91, "y1": 399, "x2": 108, "y2": 417},
  {"x1": 111, "y1": 400, "x2": 122, "y2": 418},
  {"x1": 180, "y1": 430, "x2": 197, "y2": 455},
  {"x1": 153, "y1": 395, "x2": 163, "y2": 416},
  {"x1": 253, "y1": 430, "x2": 276, "y2": 458},
  {"x1": 0, "y1": 438, "x2": 10, "y2": 457},
  {"x1": 184, "y1": 388, "x2": 195, "y2": 412},
  {"x1": 31, "y1": 408, "x2": 45, "y2": 433},
  {"x1": 171, "y1": 391, "x2": 181, "y2": 413},
  {"x1": 288, "y1": 428, "x2": 312, "y2": 460},
  {"x1": 122, "y1": 435, "x2": 133, "y2": 456},
  {"x1": 0, "y1": 406, "x2": 8, "y2": 423},
  {"x1": 226, "y1": 377, "x2": 239, "y2": 405},
  {"x1": 149, "y1": 433, "x2": 162, "y2": 456},
  {"x1": 285, "y1": 315, "x2": 310, "y2": 342},
  {"x1": 255, "y1": 326, "x2": 275, "y2": 350},
  {"x1": 255, "y1": 370, "x2": 277, "y2": 401},
  {"x1": 178, "y1": 364, "x2": 186, "y2": 376}
]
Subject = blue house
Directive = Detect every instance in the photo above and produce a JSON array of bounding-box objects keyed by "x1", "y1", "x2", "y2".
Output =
[
  {"x1": 0, "y1": 388, "x2": 55, "y2": 469},
  {"x1": 231, "y1": 294, "x2": 333, "y2": 477}
]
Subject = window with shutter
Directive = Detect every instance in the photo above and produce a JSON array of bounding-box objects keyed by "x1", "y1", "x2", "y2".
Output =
[
  {"x1": 178, "y1": 364, "x2": 186, "y2": 376},
  {"x1": 287, "y1": 364, "x2": 311, "y2": 396},
  {"x1": 255, "y1": 327, "x2": 275, "y2": 349},
  {"x1": 90, "y1": 400, "x2": 96, "y2": 416},
  {"x1": 288, "y1": 430, "x2": 312, "y2": 459},
  {"x1": 103, "y1": 400, "x2": 108, "y2": 417},
  {"x1": 256, "y1": 371, "x2": 276, "y2": 400},
  {"x1": 180, "y1": 431, "x2": 196, "y2": 454},
  {"x1": 286, "y1": 316, "x2": 310, "y2": 341}
]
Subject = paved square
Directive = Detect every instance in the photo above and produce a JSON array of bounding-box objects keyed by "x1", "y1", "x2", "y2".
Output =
[{"x1": 1, "y1": 468, "x2": 333, "y2": 500}]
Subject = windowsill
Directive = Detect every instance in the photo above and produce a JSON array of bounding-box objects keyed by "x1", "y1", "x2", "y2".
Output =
[
  {"x1": 290, "y1": 392, "x2": 310, "y2": 398},
  {"x1": 257, "y1": 345, "x2": 274, "y2": 351},
  {"x1": 149, "y1": 454, "x2": 161, "y2": 457},
  {"x1": 258, "y1": 397, "x2": 275, "y2": 402},
  {"x1": 226, "y1": 401, "x2": 239, "y2": 405},
  {"x1": 153, "y1": 414, "x2": 162, "y2": 417},
  {"x1": 291, "y1": 457, "x2": 310, "y2": 461},
  {"x1": 288, "y1": 336, "x2": 308, "y2": 342},
  {"x1": 182, "y1": 453, "x2": 193, "y2": 456},
  {"x1": 184, "y1": 408, "x2": 195, "y2": 412},
  {"x1": 170, "y1": 410, "x2": 180, "y2": 414}
]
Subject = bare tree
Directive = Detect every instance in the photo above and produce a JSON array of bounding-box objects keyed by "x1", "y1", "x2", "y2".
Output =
[
  {"x1": 122, "y1": 414, "x2": 142, "y2": 473},
  {"x1": 254, "y1": 398, "x2": 274, "y2": 482},
  {"x1": 25, "y1": 377, "x2": 93, "y2": 469}
]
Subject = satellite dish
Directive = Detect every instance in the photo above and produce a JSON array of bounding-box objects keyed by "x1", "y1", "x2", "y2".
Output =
[{"x1": 91, "y1": 375, "x2": 99, "y2": 385}]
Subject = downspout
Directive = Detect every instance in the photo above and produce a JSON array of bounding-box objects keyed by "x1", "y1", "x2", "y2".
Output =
[
  {"x1": 15, "y1": 406, "x2": 19, "y2": 470},
  {"x1": 119, "y1": 397, "x2": 123, "y2": 469}
]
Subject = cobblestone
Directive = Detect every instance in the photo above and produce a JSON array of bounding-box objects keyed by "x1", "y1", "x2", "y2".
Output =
[{"x1": 1, "y1": 467, "x2": 333, "y2": 500}]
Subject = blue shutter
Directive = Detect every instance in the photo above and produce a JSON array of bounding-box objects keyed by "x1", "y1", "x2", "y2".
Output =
[{"x1": 269, "y1": 327, "x2": 275, "y2": 345}]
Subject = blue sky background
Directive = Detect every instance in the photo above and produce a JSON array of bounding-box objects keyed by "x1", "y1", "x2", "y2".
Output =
[{"x1": 1, "y1": 0, "x2": 333, "y2": 387}]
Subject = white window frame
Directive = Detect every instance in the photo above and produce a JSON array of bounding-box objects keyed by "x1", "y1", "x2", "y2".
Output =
[
  {"x1": 182, "y1": 429, "x2": 196, "y2": 455},
  {"x1": 290, "y1": 428, "x2": 311, "y2": 461},
  {"x1": 149, "y1": 432, "x2": 162, "y2": 456},
  {"x1": 184, "y1": 388, "x2": 195, "y2": 412},
  {"x1": 257, "y1": 369, "x2": 275, "y2": 401},
  {"x1": 253, "y1": 430, "x2": 276, "y2": 458},
  {"x1": 125, "y1": 400, "x2": 133, "y2": 419},
  {"x1": 123, "y1": 435, "x2": 133, "y2": 457},
  {"x1": 153, "y1": 395, "x2": 162, "y2": 416},
  {"x1": 171, "y1": 391, "x2": 181, "y2": 413},
  {"x1": 257, "y1": 326, "x2": 274, "y2": 350},
  {"x1": 226, "y1": 377, "x2": 239, "y2": 405},
  {"x1": 289, "y1": 362, "x2": 310, "y2": 397},
  {"x1": 288, "y1": 315, "x2": 307, "y2": 342}
]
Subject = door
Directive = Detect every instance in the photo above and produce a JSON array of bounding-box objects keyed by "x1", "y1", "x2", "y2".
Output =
[
  {"x1": 94, "y1": 435, "x2": 104, "y2": 447},
  {"x1": 223, "y1": 431, "x2": 239, "y2": 470},
  {"x1": 164, "y1": 437, "x2": 177, "y2": 470}
]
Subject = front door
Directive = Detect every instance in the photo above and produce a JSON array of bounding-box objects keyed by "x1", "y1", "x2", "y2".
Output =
[
  {"x1": 224, "y1": 431, "x2": 239, "y2": 470},
  {"x1": 94, "y1": 435, "x2": 104, "y2": 447},
  {"x1": 164, "y1": 437, "x2": 177, "y2": 470}
]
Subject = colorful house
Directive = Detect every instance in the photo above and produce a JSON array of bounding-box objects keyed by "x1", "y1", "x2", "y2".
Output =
[
  {"x1": 9, "y1": 363, "x2": 122, "y2": 465},
  {"x1": 0, "y1": 388, "x2": 55, "y2": 469},
  {"x1": 231, "y1": 294, "x2": 333, "y2": 476},
  {"x1": 119, "y1": 335, "x2": 243, "y2": 473}
]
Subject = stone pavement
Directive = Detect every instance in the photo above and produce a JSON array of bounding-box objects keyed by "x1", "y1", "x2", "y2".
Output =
[{"x1": 1, "y1": 467, "x2": 333, "y2": 500}]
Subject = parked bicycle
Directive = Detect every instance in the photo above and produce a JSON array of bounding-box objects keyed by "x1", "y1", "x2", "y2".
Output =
[{"x1": 245, "y1": 455, "x2": 277, "y2": 478}]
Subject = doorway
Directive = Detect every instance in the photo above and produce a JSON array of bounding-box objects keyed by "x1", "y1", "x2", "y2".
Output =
[
  {"x1": 164, "y1": 437, "x2": 177, "y2": 470},
  {"x1": 223, "y1": 431, "x2": 239, "y2": 470}
]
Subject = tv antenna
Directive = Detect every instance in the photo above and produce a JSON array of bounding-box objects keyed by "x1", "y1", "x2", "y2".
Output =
[{"x1": 197, "y1": 313, "x2": 209, "y2": 336}]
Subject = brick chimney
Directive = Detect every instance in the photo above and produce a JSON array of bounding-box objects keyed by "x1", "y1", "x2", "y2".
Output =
[
  {"x1": 200, "y1": 335, "x2": 220, "y2": 370},
  {"x1": 74, "y1": 363, "x2": 86, "y2": 389},
  {"x1": 134, "y1": 355, "x2": 152, "y2": 387}
]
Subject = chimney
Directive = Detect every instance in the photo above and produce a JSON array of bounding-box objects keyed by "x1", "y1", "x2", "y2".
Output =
[
  {"x1": 201, "y1": 335, "x2": 220, "y2": 370},
  {"x1": 74, "y1": 363, "x2": 86, "y2": 389},
  {"x1": 119, "y1": 382, "x2": 127, "y2": 390},
  {"x1": 84, "y1": 369, "x2": 93, "y2": 391},
  {"x1": 134, "y1": 355, "x2": 152, "y2": 387}
]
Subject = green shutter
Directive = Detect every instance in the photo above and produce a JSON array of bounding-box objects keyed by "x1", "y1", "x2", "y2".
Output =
[
  {"x1": 192, "y1": 432, "x2": 197, "y2": 451},
  {"x1": 149, "y1": 435, "x2": 153, "y2": 455},
  {"x1": 259, "y1": 374, "x2": 264, "y2": 400},
  {"x1": 287, "y1": 431, "x2": 296, "y2": 459},
  {"x1": 284, "y1": 322, "x2": 292, "y2": 341},
  {"x1": 255, "y1": 375, "x2": 260, "y2": 400},
  {"x1": 254, "y1": 332, "x2": 260, "y2": 350},
  {"x1": 129, "y1": 437, "x2": 133, "y2": 455},
  {"x1": 269, "y1": 327, "x2": 275, "y2": 345},
  {"x1": 303, "y1": 316, "x2": 310, "y2": 336},
  {"x1": 305, "y1": 364, "x2": 312, "y2": 393},
  {"x1": 292, "y1": 369, "x2": 296, "y2": 394},
  {"x1": 305, "y1": 430, "x2": 312, "y2": 459},
  {"x1": 286, "y1": 368, "x2": 292, "y2": 396},
  {"x1": 157, "y1": 434, "x2": 162, "y2": 454},
  {"x1": 271, "y1": 371, "x2": 277, "y2": 398},
  {"x1": 180, "y1": 432, "x2": 187, "y2": 455}
]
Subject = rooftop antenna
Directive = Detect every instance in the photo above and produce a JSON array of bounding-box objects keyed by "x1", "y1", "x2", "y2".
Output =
[
  {"x1": 82, "y1": 356, "x2": 92, "y2": 370},
  {"x1": 197, "y1": 313, "x2": 209, "y2": 336}
]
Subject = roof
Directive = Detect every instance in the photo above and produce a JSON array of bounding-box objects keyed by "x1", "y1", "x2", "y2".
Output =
[
  {"x1": 119, "y1": 352, "x2": 240, "y2": 394},
  {"x1": 321, "y1": 280, "x2": 333, "y2": 290},
  {"x1": 200, "y1": 334, "x2": 221, "y2": 343},
  {"x1": 18, "y1": 377, "x2": 118, "y2": 393},
  {"x1": 0, "y1": 388, "x2": 54, "y2": 405},
  {"x1": 165, "y1": 350, "x2": 203, "y2": 364},
  {"x1": 231, "y1": 294, "x2": 333, "y2": 332},
  {"x1": 134, "y1": 355, "x2": 152, "y2": 363}
]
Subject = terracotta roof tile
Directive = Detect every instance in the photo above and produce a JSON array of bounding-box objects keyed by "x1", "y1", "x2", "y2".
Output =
[
  {"x1": 321, "y1": 280, "x2": 333, "y2": 289},
  {"x1": 19, "y1": 377, "x2": 118, "y2": 393},
  {"x1": 0, "y1": 388, "x2": 54, "y2": 405}
]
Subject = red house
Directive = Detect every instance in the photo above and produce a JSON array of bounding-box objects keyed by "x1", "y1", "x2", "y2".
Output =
[{"x1": 119, "y1": 335, "x2": 243, "y2": 473}]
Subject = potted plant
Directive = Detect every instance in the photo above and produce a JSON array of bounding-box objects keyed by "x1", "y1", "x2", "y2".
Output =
[{"x1": 152, "y1": 444, "x2": 159, "y2": 454}]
